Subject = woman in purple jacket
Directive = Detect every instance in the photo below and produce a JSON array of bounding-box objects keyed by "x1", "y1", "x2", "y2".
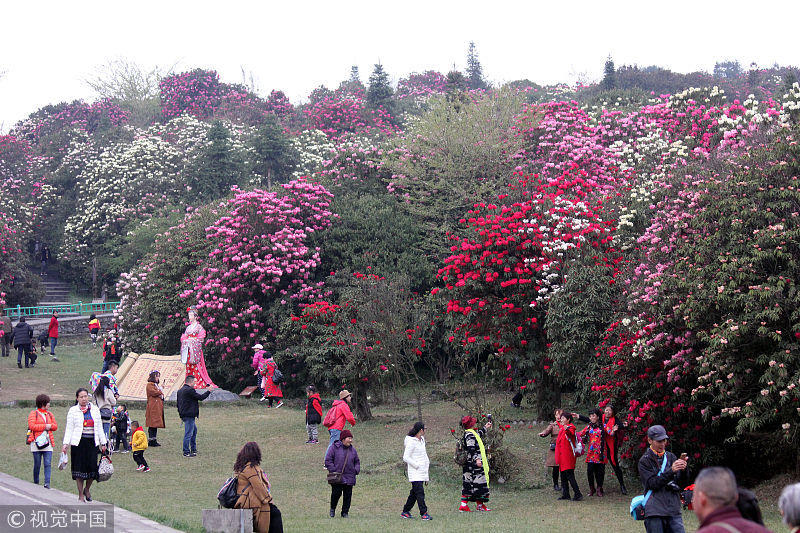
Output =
[{"x1": 324, "y1": 429, "x2": 360, "y2": 518}]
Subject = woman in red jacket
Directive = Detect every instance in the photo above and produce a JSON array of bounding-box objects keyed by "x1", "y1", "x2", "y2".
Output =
[
  {"x1": 28, "y1": 394, "x2": 58, "y2": 488},
  {"x1": 258, "y1": 355, "x2": 283, "y2": 408},
  {"x1": 47, "y1": 312, "x2": 59, "y2": 357},
  {"x1": 602, "y1": 404, "x2": 627, "y2": 494},
  {"x1": 555, "y1": 411, "x2": 583, "y2": 501}
]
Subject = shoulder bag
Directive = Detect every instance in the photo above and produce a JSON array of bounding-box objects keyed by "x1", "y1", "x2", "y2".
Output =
[
  {"x1": 327, "y1": 447, "x2": 351, "y2": 484},
  {"x1": 34, "y1": 412, "x2": 51, "y2": 449},
  {"x1": 630, "y1": 454, "x2": 668, "y2": 520}
]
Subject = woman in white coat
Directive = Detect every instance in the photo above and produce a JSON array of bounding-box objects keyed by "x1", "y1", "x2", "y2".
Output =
[
  {"x1": 62, "y1": 388, "x2": 107, "y2": 502},
  {"x1": 400, "y1": 422, "x2": 432, "y2": 520}
]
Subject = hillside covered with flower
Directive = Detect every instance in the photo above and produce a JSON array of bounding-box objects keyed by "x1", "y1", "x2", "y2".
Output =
[{"x1": 2, "y1": 56, "x2": 800, "y2": 478}]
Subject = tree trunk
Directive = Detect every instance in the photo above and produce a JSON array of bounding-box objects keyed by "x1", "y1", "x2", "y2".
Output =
[
  {"x1": 535, "y1": 373, "x2": 561, "y2": 421},
  {"x1": 415, "y1": 387, "x2": 423, "y2": 422},
  {"x1": 354, "y1": 381, "x2": 372, "y2": 421}
]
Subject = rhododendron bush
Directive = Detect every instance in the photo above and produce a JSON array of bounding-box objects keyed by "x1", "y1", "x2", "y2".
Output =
[
  {"x1": 116, "y1": 179, "x2": 333, "y2": 389},
  {"x1": 279, "y1": 272, "x2": 428, "y2": 420},
  {"x1": 436, "y1": 167, "x2": 618, "y2": 418},
  {"x1": 592, "y1": 130, "x2": 800, "y2": 474}
]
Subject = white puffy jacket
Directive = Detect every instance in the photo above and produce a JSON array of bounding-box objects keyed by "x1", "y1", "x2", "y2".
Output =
[
  {"x1": 403, "y1": 435, "x2": 430, "y2": 482},
  {"x1": 63, "y1": 404, "x2": 107, "y2": 448}
]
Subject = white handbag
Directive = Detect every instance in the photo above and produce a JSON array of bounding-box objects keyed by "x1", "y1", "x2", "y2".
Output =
[{"x1": 98, "y1": 454, "x2": 114, "y2": 482}]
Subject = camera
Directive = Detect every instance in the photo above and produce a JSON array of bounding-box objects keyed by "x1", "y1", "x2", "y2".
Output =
[{"x1": 666, "y1": 481, "x2": 682, "y2": 493}]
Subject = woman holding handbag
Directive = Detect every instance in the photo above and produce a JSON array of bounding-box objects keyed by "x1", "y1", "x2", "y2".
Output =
[
  {"x1": 93, "y1": 376, "x2": 116, "y2": 441},
  {"x1": 233, "y1": 442, "x2": 283, "y2": 533},
  {"x1": 539, "y1": 408, "x2": 563, "y2": 492},
  {"x1": 324, "y1": 429, "x2": 360, "y2": 518},
  {"x1": 62, "y1": 388, "x2": 107, "y2": 502},
  {"x1": 28, "y1": 394, "x2": 57, "y2": 488}
]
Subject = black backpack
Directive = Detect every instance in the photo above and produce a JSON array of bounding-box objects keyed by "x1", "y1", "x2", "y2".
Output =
[
  {"x1": 217, "y1": 477, "x2": 238, "y2": 508},
  {"x1": 271, "y1": 367, "x2": 284, "y2": 385}
]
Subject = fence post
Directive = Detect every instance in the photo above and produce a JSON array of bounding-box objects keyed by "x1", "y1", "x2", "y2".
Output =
[{"x1": 16, "y1": 305, "x2": 21, "y2": 319}]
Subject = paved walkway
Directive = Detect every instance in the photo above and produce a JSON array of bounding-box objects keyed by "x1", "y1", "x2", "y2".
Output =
[{"x1": 0, "y1": 472, "x2": 183, "y2": 532}]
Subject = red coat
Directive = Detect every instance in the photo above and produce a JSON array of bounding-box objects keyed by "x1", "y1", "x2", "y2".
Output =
[
  {"x1": 555, "y1": 422, "x2": 577, "y2": 471},
  {"x1": 48, "y1": 317, "x2": 59, "y2": 338},
  {"x1": 261, "y1": 360, "x2": 283, "y2": 398}
]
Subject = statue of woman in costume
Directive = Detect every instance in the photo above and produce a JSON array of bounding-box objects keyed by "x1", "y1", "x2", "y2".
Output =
[{"x1": 180, "y1": 306, "x2": 217, "y2": 389}]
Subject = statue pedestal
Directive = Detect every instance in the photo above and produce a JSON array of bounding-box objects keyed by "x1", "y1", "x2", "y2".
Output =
[{"x1": 167, "y1": 388, "x2": 239, "y2": 402}]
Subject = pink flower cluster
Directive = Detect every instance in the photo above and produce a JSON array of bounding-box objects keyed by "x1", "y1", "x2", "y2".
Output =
[{"x1": 184, "y1": 179, "x2": 334, "y2": 359}]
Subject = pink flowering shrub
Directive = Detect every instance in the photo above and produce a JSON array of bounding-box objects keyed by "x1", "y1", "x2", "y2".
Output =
[
  {"x1": 13, "y1": 100, "x2": 128, "y2": 145},
  {"x1": 591, "y1": 130, "x2": 800, "y2": 474},
  {"x1": 303, "y1": 87, "x2": 399, "y2": 139},
  {"x1": 117, "y1": 179, "x2": 333, "y2": 389}
]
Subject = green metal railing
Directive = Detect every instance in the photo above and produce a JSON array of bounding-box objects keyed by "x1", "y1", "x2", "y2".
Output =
[{"x1": 3, "y1": 301, "x2": 120, "y2": 319}]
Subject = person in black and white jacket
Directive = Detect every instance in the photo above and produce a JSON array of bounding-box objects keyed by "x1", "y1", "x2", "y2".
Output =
[{"x1": 61, "y1": 388, "x2": 107, "y2": 502}]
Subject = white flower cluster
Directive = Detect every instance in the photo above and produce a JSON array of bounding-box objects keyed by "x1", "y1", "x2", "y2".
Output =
[
  {"x1": 61, "y1": 134, "x2": 185, "y2": 268},
  {"x1": 290, "y1": 129, "x2": 335, "y2": 179}
]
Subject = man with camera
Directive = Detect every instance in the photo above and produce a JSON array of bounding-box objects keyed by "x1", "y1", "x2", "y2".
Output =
[{"x1": 638, "y1": 424, "x2": 689, "y2": 533}]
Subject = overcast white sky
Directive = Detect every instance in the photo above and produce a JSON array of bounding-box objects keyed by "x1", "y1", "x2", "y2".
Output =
[{"x1": 1, "y1": 0, "x2": 798, "y2": 132}]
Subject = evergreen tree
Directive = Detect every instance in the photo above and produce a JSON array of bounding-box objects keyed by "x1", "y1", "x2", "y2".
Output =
[
  {"x1": 339, "y1": 65, "x2": 365, "y2": 96},
  {"x1": 445, "y1": 70, "x2": 469, "y2": 110},
  {"x1": 189, "y1": 120, "x2": 243, "y2": 200},
  {"x1": 784, "y1": 71, "x2": 799, "y2": 92},
  {"x1": 466, "y1": 41, "x2": 488, "y2": 90},
  {"x1": 350, "y1": 65, "x2": 360, "y2": 84},
  {"x1": 602, "y1": 55, "x2": 617, "y2": 90},
  {"x1": 250, "y1": 115, "x2": 297, "y2": 189},
  {"x1": 367, "y1": 63, "x2": 394, "y2": 112}
]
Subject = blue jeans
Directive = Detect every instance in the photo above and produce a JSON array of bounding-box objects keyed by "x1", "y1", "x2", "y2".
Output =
[
  {"x1": 49, "y1": 337, "x2": 57, "y2": 354},
  {"x1": 182, "y1": 417, "x2": 197, "y2": 454},
  {"x1": 326, "y1": 428, "x2": 341, "y2": 455},
  {"x1": 644, "y1": 515, "x2": 686, "y2": 533},
  {"x1": 102, "y1": 422, "x2": 111, "y2": 441},
  {"x1": 32, "y1": 450, "x2": 52, "y2": 485}
]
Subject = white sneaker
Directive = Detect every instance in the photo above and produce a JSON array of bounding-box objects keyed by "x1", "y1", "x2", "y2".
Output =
[
  {"x1": 275, "y1": 401, "x2": 284, "y2": 408},
  {"x1": 259, "y1": 396, "x2": 267, "y2": 402},
  {"x1": 136, "y1": 465, "x2": 145, "y2": 471}
]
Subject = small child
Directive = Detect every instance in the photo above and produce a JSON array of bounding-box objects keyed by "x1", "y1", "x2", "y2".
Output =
[
  {"x1": 130, "y1": 421, "x2": 150, "y2": 472},
  {"x1": 112, "y1": 405, "x2": 130, "y2": 453},
  {"x1": 88, "y1": 314, "x2": 101, "y2": 347},
  {"x1": 305, "y1": 385, "x2": 323, "y2": 444},
  {"x1": 37, "y1": 329, "x2": 49, "y2": 355}
]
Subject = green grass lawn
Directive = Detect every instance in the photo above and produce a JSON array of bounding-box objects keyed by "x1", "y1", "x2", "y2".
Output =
[{"x1": 0, "y1": 340, "x2": 789, "y2": 532}]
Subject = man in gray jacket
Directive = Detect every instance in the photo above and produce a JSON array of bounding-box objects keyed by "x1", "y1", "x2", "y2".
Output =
[{"x1": 638, "y1": 424, "x2": 689, "y2": 533}]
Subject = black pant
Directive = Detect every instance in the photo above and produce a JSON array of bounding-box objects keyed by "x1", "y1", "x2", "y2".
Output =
[
  {"x1": 115, "y1": 432, "x2": 128, "y2": 451},
  {"x1": 330, "y1": 483, "x2": 352, "y2": 514},
  {"x1": 17, "y1": 345, "x2": 33, "y2": 366},
  {"x1": 587, "y1": 462, "x2": 605, "y2": 490},
  {"x1": 148, "y1": 427, "x2": 158, "y2": 442},
  {"x1": 402, "y1": 481, "x2": 427, "y2": 515},
  {"x1": 552, "y1": 466, "x2": 560, "y2": 486},
  {"x1": 605, "y1": 441, "x2": 626, "y2": 490},
  {"x1": 133, "y1": 451, "x2": 148, "y2": 468},
  {"x1": 560, "y1": 469, "x2": 582, "y2": 498},
  {"x1": 268, "y1": 503, "x2": 283, "y2": 533}
]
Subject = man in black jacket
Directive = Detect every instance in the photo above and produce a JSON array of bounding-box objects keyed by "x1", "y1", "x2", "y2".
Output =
[
  {"x1": 638, "y1": 424, "x2": 688, "y2": 533},
  {"x1": 11, "y1": 317, "x2": 34, "y2": 368},
  {"x1": 176, "y1": 375, "x2": 211, "y2": 457}
]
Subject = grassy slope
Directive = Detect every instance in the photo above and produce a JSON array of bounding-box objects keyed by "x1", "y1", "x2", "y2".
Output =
[{"x1": 0, "y1": 342, "x2": 788, "y2": 532}]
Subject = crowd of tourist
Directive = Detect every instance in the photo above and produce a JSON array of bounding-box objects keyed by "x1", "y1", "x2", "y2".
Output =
[{"x1": 11, "y1": 319, "x2": 800, "y2": 533}]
